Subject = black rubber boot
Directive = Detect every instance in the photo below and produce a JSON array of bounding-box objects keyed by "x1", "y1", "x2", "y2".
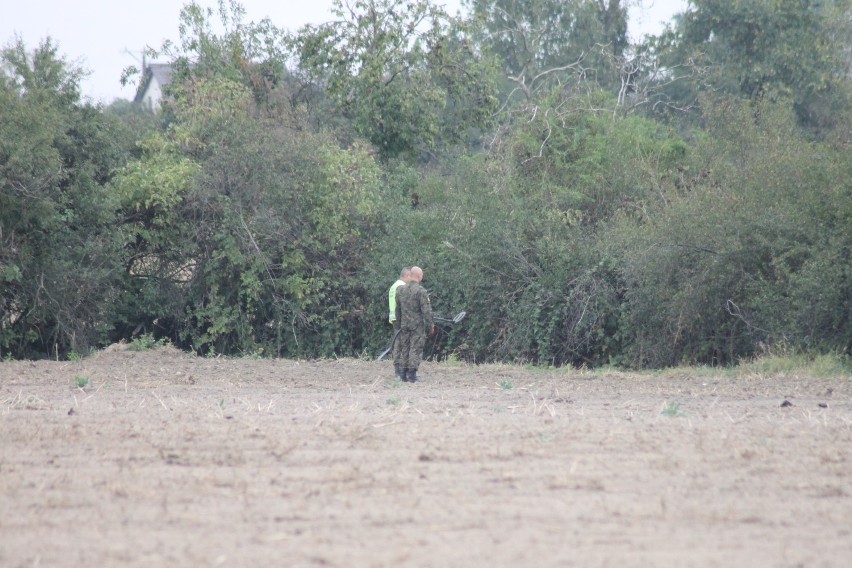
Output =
[
  {"x1": 394, "y1": 364, "x2": 404, "y2": 380},
  {"x1": 406, "y1": 368, "x2": 419, "y2": 383}
]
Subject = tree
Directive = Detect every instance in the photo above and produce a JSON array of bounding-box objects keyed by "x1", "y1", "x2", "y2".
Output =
[
  {"x1": 291, "y1": 0, "x2": 499, "y2": 160},
  {"x1": 110, "y1": 67, "x2": 391, "y2": 356},
  {"x1": 650, "y1": 0, "x2": 852, "y2": 134},
  {"x1": 465, "y1": 0, "x2": 629, "y2": 103},
  {"x1": 123, "y1": 0, "x2": 290, "y2": 111},
  {"x1": 611, "y1": 97, "x2": 851, "y2": 366},
  {"x1": 1, "y1": 38, "x2": 138, "y2": 357}
]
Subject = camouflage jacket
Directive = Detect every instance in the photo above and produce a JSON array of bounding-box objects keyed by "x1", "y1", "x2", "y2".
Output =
[{"x1": 394, "y1": 281, "x2": 434, "y2": 332}]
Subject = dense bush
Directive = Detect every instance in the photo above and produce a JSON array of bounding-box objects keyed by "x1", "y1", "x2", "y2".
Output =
[
  {"x1": 1, "y1": 39, "x2": 138, "y2": 358},
  {"x1": 610, "y1": 99, "x2": 850, "y2": 366}
]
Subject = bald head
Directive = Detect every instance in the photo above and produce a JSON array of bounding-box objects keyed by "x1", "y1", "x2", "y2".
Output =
[{"x1": 409, "y1": 266, "x2": 423, "y2": 282}]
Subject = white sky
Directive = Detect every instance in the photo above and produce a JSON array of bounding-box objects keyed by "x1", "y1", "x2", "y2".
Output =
[{"x1": 0, "y1": 0, "x2": 685, "y2": 104}]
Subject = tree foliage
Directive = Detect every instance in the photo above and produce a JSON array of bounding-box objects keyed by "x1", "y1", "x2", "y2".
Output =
[
  {"x1": 1, "y1": 38, "x2": 136, "y2": 357},
  {"x1": 610, "y1": 97, "x2": 850, "y2": 366},
  {"x1": 123, "y1": 0, "x2": 290, "y2": 111},
  {"x1": 649, "y1": 0, "x2": 852, "y2": 134},
  {"x1": 466, "y1": 0, "x2": 629, "y2": 104},
  {"x1": 291, "y1": 0, "x2": 499, "y2": 159}
]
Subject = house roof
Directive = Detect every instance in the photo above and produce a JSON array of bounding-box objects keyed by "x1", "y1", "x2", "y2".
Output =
[{"x1": 133, "y1": 63, "x2": 175, "y2": 103}]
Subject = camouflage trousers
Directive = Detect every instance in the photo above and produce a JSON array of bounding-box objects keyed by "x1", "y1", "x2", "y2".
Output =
[
  {"x1": 391, "y1": 322, "x2": 403, "y2": 370},
  {"x1": 397, "y1": 328, "x2": 426, "y2": 371}
]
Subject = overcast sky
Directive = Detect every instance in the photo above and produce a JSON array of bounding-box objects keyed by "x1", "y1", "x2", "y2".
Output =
[{"x1": 1, "y1": 0, "x2": 686, "y2": 105}]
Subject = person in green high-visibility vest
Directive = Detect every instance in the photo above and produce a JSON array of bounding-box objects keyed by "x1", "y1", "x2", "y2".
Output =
[{"x1": 388, "y1": 267, "x2": 411, "y2": 379}]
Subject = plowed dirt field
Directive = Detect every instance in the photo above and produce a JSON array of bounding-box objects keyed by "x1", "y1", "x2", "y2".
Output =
[{"x1": 2, "y1": 347, "x2": 850, "y2": 567}]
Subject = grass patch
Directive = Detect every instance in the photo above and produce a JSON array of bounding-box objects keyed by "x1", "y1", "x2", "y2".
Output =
[
  {"x1": 661, "y1": 401, "x2": 685, "y2": 417},
  {"x1": 738, "y1": 348, "x2": 851, "y2": 378},
  {"x1": 75, "y1": 375, "x2": 90, "y2": 388},
  {"x1": 498, "y1": 379, "x2": 514, "y2": 390},
  {"x1": 442, "y1": 353, "x2": 468, "y2": 367},
  {"x1": 655, "y1": 365, "x2": 737, "y2": 379}
]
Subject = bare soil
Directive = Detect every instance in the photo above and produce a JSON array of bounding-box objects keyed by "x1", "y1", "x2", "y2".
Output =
[{"x1": 1, "y1": 347, "x2": 850, "y2": 567}]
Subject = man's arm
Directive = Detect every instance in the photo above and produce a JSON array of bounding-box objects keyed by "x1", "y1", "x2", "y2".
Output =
[
  {"x1": 395, "y1": 285, "x2": 404, "y2": 324},
  {"x1": 419, "y1": 287, "x2": 434, "y2": 331}
]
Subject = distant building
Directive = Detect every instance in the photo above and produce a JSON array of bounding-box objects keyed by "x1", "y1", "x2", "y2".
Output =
[{"x1": 134, "y1": 63, "x2": 174, "y2": 111}]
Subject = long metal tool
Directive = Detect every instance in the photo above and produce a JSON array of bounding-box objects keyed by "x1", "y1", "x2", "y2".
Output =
[
  {"x1": 378, "y1": 312, "x2": 465, "y2": 360},
  {"x1": 377, "y1": 330, "x2": 401, "y2": 361},
  {"x1": 434, "y1": 311, "x2": 467, "y2": 324}
]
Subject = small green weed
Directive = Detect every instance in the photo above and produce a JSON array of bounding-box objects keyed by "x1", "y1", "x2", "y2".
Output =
[
  {"x1": 444, "y1": 353, "x2": 466, "y2": 367},
  {"x1": 75, "y1": 375, "x2": 90, "y2": 388},
  {"x1": 498, "y1": 379, "x2": 514, "y2": 390},
  {"x1": 68, "y1": 351, "x2": 82, "y2": 362},
  {"x1": 387, "y1": 397, "x2": 401, "y2": 406},
  {"x1": 129, "y1": 333, "x2": 165, "y2": 352},
  {"x1": 240, "y1": 348, "x2": 264, "y2": 360},
  {"x1": 661, "y1": 401, "x2": 685, "y2": 417}
]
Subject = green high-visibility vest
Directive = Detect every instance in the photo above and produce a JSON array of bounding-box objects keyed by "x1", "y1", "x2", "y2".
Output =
[{"x1": 388, "y1": 279, "x2": 405, "y2": 322}]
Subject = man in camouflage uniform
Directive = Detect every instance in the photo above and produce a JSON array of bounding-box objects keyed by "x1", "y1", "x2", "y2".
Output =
[{"x1": 394, "y1": 266, "x2": 435, "y2": 382}]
